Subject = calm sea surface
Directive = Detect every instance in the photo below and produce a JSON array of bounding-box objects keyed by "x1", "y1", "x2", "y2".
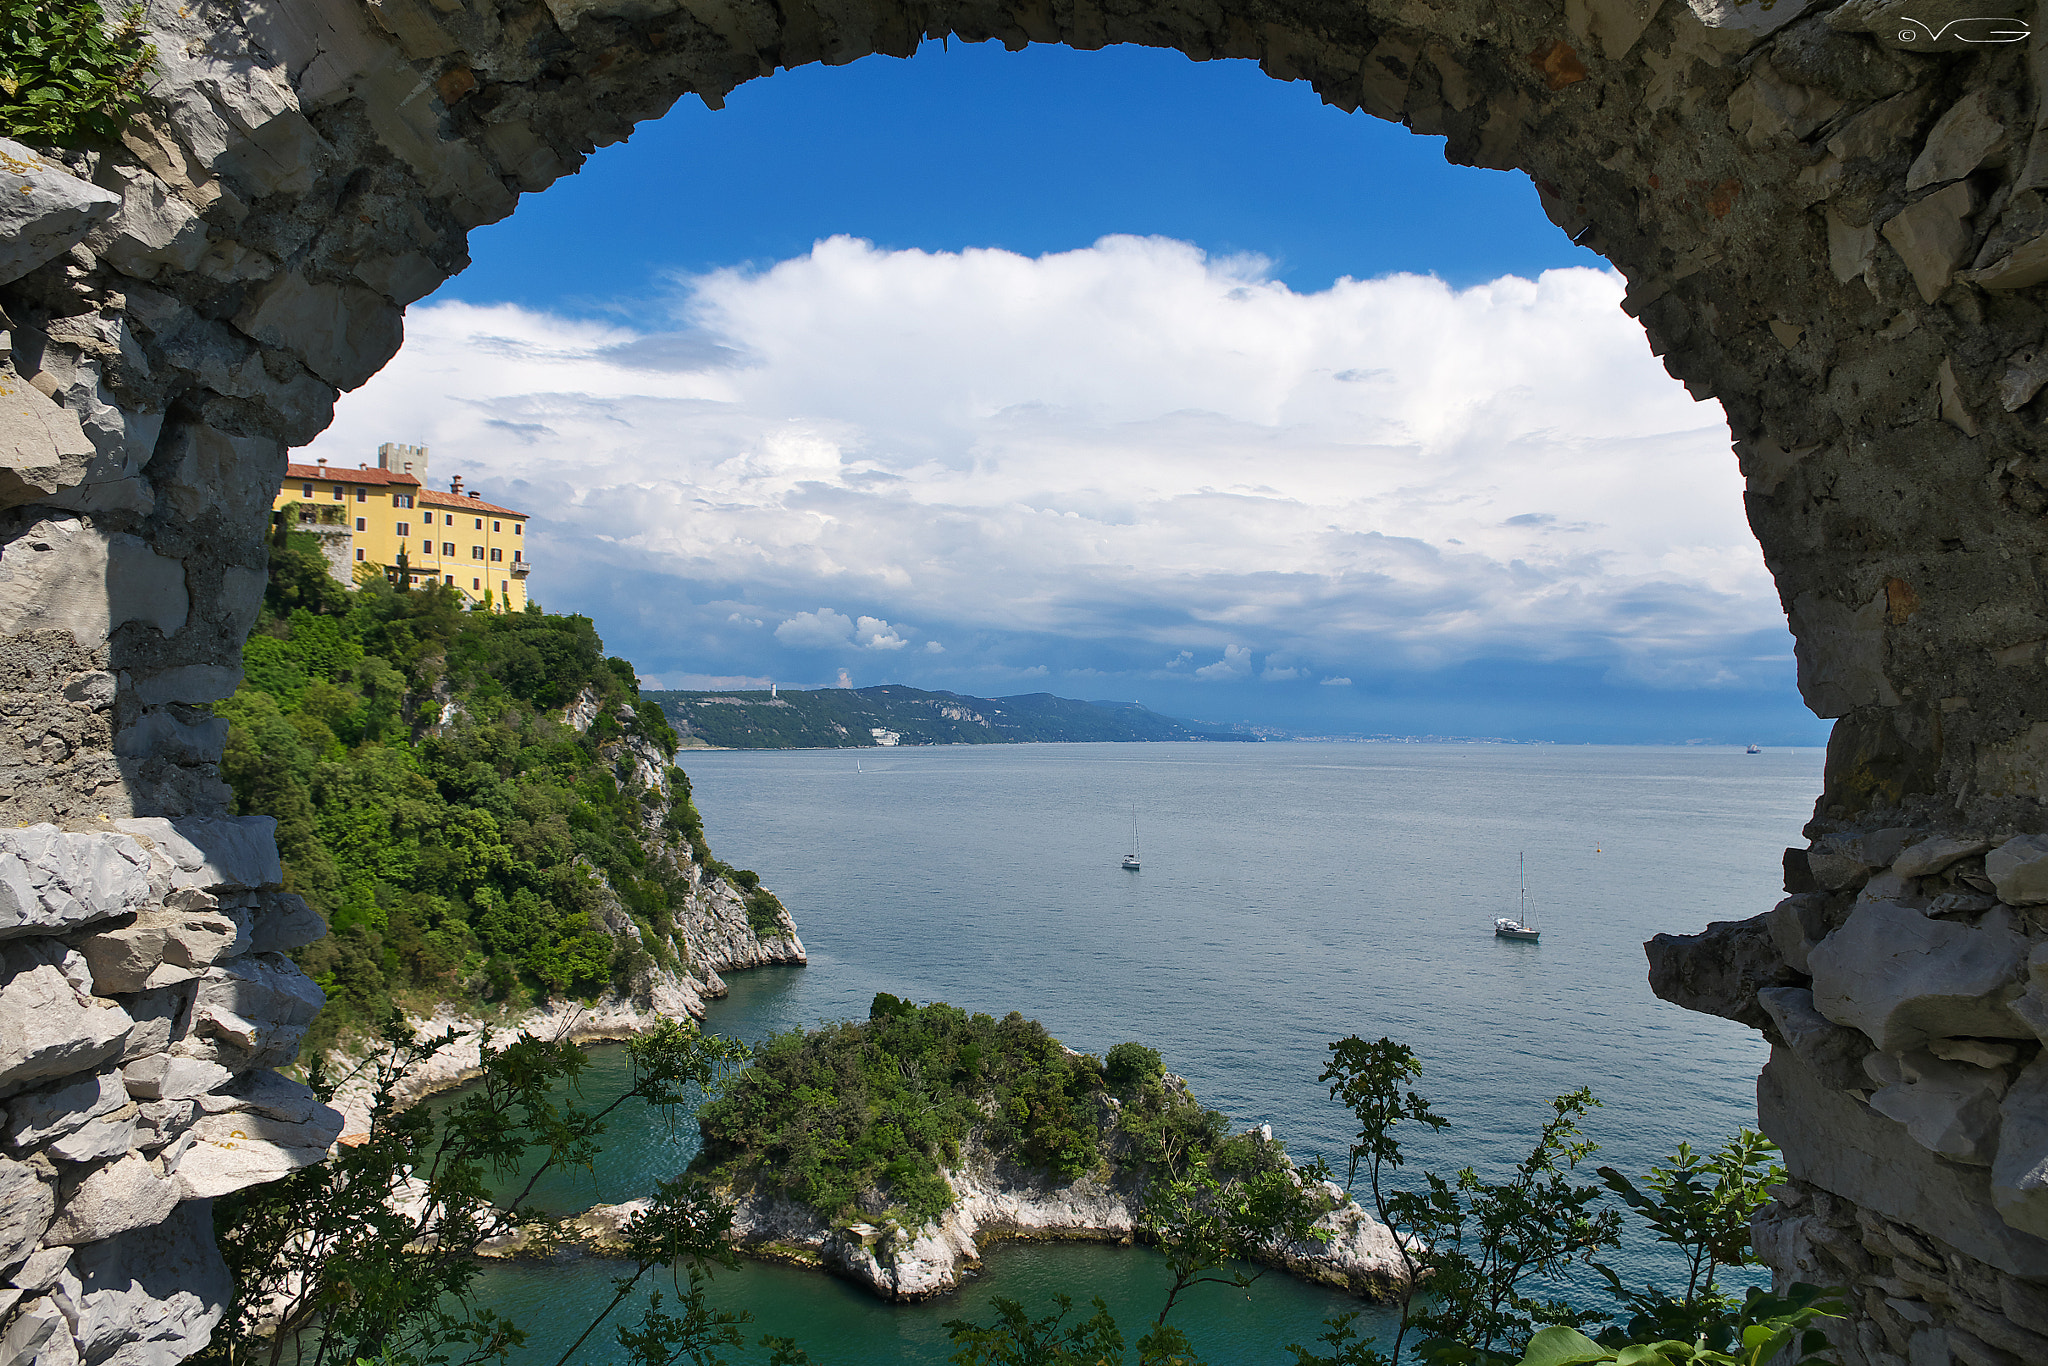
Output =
[{"x1": 464, "y1": 742, "x2": 1825, "y2": 1363}]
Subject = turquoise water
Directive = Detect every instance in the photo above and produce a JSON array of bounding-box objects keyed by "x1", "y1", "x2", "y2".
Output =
[{"x1": 465, "y1": 741, "x2": 1825, "y2": 1362}]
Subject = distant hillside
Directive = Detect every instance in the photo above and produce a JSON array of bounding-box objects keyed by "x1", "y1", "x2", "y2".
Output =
[{"x1": 644, "y1": 684, "x2": 1261, "y2": 748}]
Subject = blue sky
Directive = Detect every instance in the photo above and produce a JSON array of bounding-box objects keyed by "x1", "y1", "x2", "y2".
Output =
[{"x1": 309, "y1": 41, "x2": 1829, "y2": 745}]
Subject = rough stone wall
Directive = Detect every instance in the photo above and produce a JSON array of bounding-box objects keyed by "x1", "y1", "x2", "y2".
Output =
[{"x1": 5, "y1": 0, "x2": 2048, "y2": 1360}]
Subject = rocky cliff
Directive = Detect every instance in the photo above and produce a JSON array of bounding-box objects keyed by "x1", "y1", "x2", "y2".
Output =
[{"x1": 6, "y1": 0, "x2": 2048, "y2": 1361}]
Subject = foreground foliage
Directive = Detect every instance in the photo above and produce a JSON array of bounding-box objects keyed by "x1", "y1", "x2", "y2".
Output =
[
  {"x1": 693, "y1": 995, "x2": 1284, "y2": 1227},
  {"x1": 0, "y1": 0, "x2": 153, "y2": 146},
  {"x1": 221, "y1": 544, "x2": 782, "y2": 1052},
  {"x1": 201, "y1": 1018, "x2": 753, "y2": 1366}
]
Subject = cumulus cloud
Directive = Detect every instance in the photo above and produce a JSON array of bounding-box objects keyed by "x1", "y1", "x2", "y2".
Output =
[
  {"x1": 308, "y1": 234, "x2": 1778, "y2": 703},
  {"x1": 775, "y1": 608, "x2": 854, "y2": 649},
  {"x1": 1320, "y1": 676, "x2": 1353, "y2": 687},
  {"x1": 855, "y1": 615, "x2": 908, "y2": 650},
  {"x1": 1195, "y1": 645, "x2": 1254, "y2": 681}
]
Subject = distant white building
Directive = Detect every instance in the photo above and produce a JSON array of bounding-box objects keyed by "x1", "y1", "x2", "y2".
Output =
[{"x1": 869, "y1": 728, "x2": 901, "y2": 746}]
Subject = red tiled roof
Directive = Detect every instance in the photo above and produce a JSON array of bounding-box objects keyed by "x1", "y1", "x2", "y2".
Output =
[
  {"x1": 418, "y1": 489, "x2": 527, "y2": 518},
  {"x1": 283, "y1": 462, "x2": 421, "y2": 487}
]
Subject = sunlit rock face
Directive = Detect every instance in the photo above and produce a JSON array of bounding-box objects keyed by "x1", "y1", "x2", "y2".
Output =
[{"x1": 3, "y1": 0, "x2": 2048, "y2": 1360}]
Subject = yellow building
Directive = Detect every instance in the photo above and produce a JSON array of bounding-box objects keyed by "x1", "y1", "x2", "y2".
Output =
[{"x1": 270, "y1": 442, "x2": 532, "y2": 610}]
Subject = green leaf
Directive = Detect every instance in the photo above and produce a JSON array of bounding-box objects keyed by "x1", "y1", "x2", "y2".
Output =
[{"x1": 1517, "y1": 1326, "x2": 1613, "y2": 1366}]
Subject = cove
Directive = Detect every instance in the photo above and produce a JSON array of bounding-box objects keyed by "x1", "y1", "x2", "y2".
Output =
[{"x1": 453, "y1": 742, "x2": 1821, "y2": 1362}]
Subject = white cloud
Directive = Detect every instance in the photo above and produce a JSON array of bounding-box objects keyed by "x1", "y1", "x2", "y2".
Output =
[
  {"x1": 855, "y1": 615, "x2": 908, "y2": 650},
  {"x1": 645, "y1": 672, "x2": 773, "y2": 689},
  {"x1": 309, "y1": 235, "x2": 1774, "y2": 693},
  {"x1": 1320, "y1": 676, "x2": 1353, "y2": 687},
  {"x1": 924, "y1": 641, "x2": 945, "y2": 653},
  {"x1": 775, "y1": 607, "x2": 854, "y2": 648},
  {"x1": 1195, "y1": 645, "x2": 1253, "y2": 681},
  {"x1": 1261, "y1": 666, "x2": 1303, "y2": 682},
  {"x1": 833, "y1": 668, "x2": 853, "y2": 688}
]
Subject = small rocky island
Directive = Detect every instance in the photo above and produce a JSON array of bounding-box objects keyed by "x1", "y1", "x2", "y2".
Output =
[{"x1": 557, "y1": 996, "x2": 1405, "y2": 1301}]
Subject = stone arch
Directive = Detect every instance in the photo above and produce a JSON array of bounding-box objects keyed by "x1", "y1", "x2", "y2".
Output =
[{"x1": 2, "y1": 0, "x2": 2046, "y2": 1360}]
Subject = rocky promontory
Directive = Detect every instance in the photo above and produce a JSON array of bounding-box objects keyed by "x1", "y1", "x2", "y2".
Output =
[{"x1": 490, "y1": 997, "x2": 1406, "y2": 1303}]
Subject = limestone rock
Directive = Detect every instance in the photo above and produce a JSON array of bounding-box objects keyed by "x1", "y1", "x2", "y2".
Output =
[
  {"x1": 2, "y1": 1297, "x2": 71, "y2": 1366},
  {"x1": 171, "y1": 1099, "x2": 342, "y2": 1199},
  {"x1": 0, "y1": 370, "x2": 96, "y2": 512},
  {"x1": 76, "y1": 910, "x2": 243, "y2": 995},
  {"x1": 10, "y1": 1248, "x2": 70, "y2": 1294},
  {"x1": 6, "y1": 1070, "x2": 128, "y2": 1148},
  {"x1": 1994, "y1": 1058, "x2": 2048, "y2": 1238},
  {"x1": 0, "y1": 518, "x2": 188, "y2": 651},
  {"x1": 1882, "y1": 182, "x2": 1980, "y2": 304},
  {"x1": 63, "y1": 1199, "x2": 227, "y2": 1366},
  {"x1": 0, "y1": 827, "x2": 152, "y2": 940},
  {"x1": 119, "y1": 1058, "x2": 227, "y2": 1104},
  {"x1": 1867, "y1": 1051, "x2": 2007, "y2": 1165},
  {"x1": 177, "y1": 953, "x2": 323, "y2": 1070},
  {"x1": 1644, "y1": 913, "x2": 1795, "y2": 1029},
  {"x1": 1768, "y1": 894, "x2": 1833, "y2": 975},
  {"x1": 1987, "y1": 835, "x2": 2048, "y2": 905},
  {"x1": 0, "y1": 1156, "x2": 54, "y2": 1269},
  {"x1": 243, "y1": 892, "x2": 325, "y2": 955},
  {"x1": 1931, "y1": 1038, "x2": 2020, "y2": 1068},
  {"x1": 1907, "y1": 91, "x2": 2006, "y2": 191},
  {"x1": 44, "y1": 1154, "x2": 176, "y2": 1246},
  {"x1": 1808, "y1": 902, "x2": 2031, "y2": 1051},
  {"x1": 1759, "y1": 1046, "x2": 2048, "y2": 1277},
  {"x1": 0, "y1": 140, "x2": 122, "y2": 286},
  {"x1": 1895, "y1": 837, "x2": 1993, "y2": 879},
  {"x1": 96, "y1": 167, "x2": 209, "y2": 280},
  {"x1": 0, "y1": 941, "x2": 133, "y2": 1096},
  {"x1": 112, "y1": 818, "x2": 281, "y2": 894},
  {"x1": 1759, "y1": 986, "x2": 1870, "y2": 1090}
]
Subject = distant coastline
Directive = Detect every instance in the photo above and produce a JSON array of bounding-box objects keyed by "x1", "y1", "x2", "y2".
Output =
[{"x1": 645, "y1": 684, "x2": 1263, "y2": 749}]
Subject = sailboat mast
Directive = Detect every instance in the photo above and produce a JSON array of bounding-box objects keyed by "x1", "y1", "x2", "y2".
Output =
[{"x1": 1520, "y1": 851, "x2": 1527, "y2": 922}]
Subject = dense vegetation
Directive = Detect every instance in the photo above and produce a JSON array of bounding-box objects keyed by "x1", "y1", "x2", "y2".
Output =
[
  {"x1": 693, "y1": 995, "x2": 1280, "y2": 1226},
  {"x1": 647, "y1": 684, "x2": 1260, "y2": 749},
  {"x1": 0, "y1": 0, "x2": 153, "y2": 147},
  {"x1": 220, "y1": 535, "x2": 781, "y2": 1052}
]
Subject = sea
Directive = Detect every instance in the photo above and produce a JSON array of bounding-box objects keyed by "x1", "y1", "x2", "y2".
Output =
[{"x1": 458, "y1": 741, "x2": 1826, "y2": 1363}]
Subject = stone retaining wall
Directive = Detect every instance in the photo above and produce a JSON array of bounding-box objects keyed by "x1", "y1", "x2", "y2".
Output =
[{"x1": 6, "y1": 0, "x2": 2048, "y2": 1361}]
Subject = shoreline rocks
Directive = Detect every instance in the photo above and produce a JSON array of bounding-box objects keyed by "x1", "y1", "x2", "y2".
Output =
[{"x1": 483, "y1": 1132, "x2": 1408, "y2": 1305}]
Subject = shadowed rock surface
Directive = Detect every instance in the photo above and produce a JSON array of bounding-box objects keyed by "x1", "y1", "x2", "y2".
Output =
[{"x1": 6, "y1": 0, "x2": 2048, "y2": 1360}]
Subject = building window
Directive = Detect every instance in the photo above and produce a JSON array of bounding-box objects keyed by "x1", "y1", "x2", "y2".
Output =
[
  {"x1": 355, "y1": 487, "x2": 366, "y2": 501},
  {"x1": 473, "y1": 517, "x2": 482, "y2": 529},
  {"x1": 395, "y1": 494, "x2": 412, "y2": 508},
  {"x1": 299, "y1": 511, "x2": 314, "y2": 524},
  {"x1": 490, "y1": 548, "x2": 502, "y2": 562},
  {"x1": 471, "y1": 545, "x2": 484, "y2": 560},
  {"x1": 442, "y1": 542, "x2": 455, "y2": 557},
  {"x1": 472, "y1": 578, "x2": 481, "y2": 590},
  {"x1": 492, "y1": 521, "x2": 501, "y2": 532},
  {"x1": 445, "y1": 575, "x2": 454, "y2": 585},
  {"x1": 512, "y1": 550, "x2": 521, "y2": 562},
  {"x1": 423, "y1": 511, "x2": 433, "y2": 524},
  {"x1": 501, "y1": 580, "x2": 509, "y2": 597},
  {"x1": 355, "y1": 517, "x2": 366, "y2": 531},
  {"x1": 355, "y1": 548, "x2": 365, "y2": 561},
  {"x1": 331, "y1": 485, "x2": 343, "y2": 500},
  {"x1": 301, "y1": 482, "x2": 313, "y2": 497},
  {"x1": 514, "y1": 523, "x2": 522, "y2": 535},
  {"x1": 396, "y1": 522, "x2": 409, "y2": 537}
]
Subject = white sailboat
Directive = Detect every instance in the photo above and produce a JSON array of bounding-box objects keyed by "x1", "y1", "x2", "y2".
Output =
[
  {"x1": 1121, "y1": 811, "x2": 1141, "y2": 871},
  {"x1": 1494, "y1": 853, "x2": 1540, "y2": 941}
]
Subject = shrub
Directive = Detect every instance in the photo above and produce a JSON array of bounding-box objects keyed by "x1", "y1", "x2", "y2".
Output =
[
  {"x1": 1105, "y1": 1040, "x2": 1164, "y2": 1092},
  {"x1": 0, "y1": 0, "x2": 154, "y2": 147}
]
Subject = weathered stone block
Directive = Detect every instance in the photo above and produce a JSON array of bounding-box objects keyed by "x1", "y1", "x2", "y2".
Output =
[
  {"x1": 172, "y1": 1104, "x2": 341, "y2": 1199},
  {"x1": 0, "y1": 1156, "x2": 54, "y2": 1270},
  {"x1": 1809, "y1": 902, "x2": 2031, "y2": 1051},
  {"x1": 243, "y1": 892, "x2": 325, "y2": 955},
  {"x1": 1759, "y1": 986, "x2": 1870, "y2": 1090},
  {"x1": 6, "y1": 1070, "x2": 127, "y2": 1149},
  {"x1": 0, "y1": 140, "x2": 121, "y2": 285},
  {"x1": 0, "y1": 519, "x2": 188, "y2": 650},
  {"x1": 1760, "y1": 1046, "x2": 2048, "y2": 1276},
  {"x1": 44, "y1": 1153, "x2": 175, "y2": 1246},
  {"x1": 63, "y1": 1198, "x2": 227, "y2": 1366},
  {"x1": 1895, "y1": 838, "x2": 1993, "y2": 879},
  {"x1": 112, "y1": 818, "x2": 280, "y2": 893},
  {"x1": 1868, "y1": 1051, "x2": 2007, "y2": 1165},
  {"x1": 177, "y1": 953, "x2": 322, "y2": 1070},
  {"x1": 1987, "y1": 835, "x2": 2048, "y2": 905},
  {"x1": 0, "y1": 827, "x2": 150, "y2": 940},
  {"x1": 0, "y1": 942, "x2": 133, "y2": 1097},
  {"x1": 1645, "y1": 913, "x2": 1796, "y2": 1029}
]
